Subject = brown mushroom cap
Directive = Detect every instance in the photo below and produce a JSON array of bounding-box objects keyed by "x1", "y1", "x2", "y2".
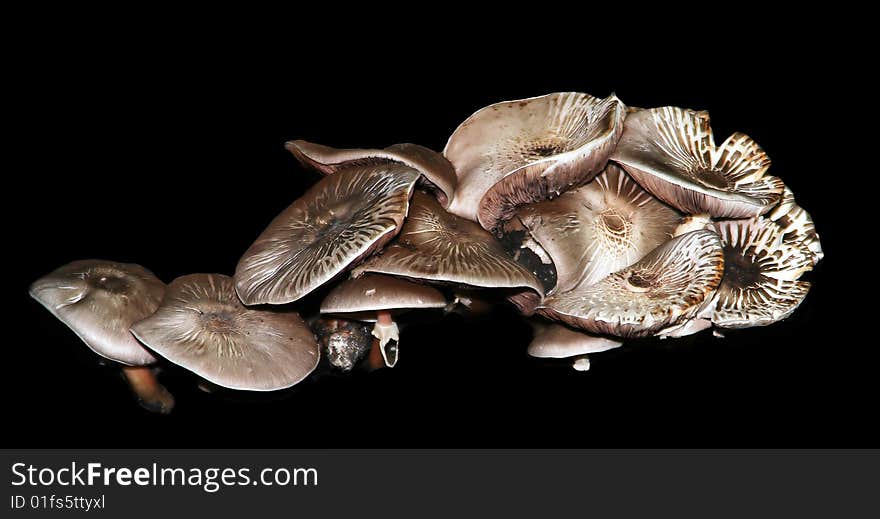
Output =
[
  {"x1": 711, "y1": 217, "x2": 813, "y2": 329},
  {"x1": 353, "y1": 191, "x2": 544, "y2": 296},
  {"x1": 444, "y1": 92, "x2": 626, "y2": 231},
  {"x1": 527, "y1": 321, "x2": 623, "y2": 359},
  {"x1": 767, "y1": 186, "x2": 823, "y2": 265},
  {"x1": 538, "y1": 230, "x2": 724, "y2": 338},
  {"x1": 234, "y1": 164, "x2": 419, "y2": 305},
  {"x1": 131, "y1": 273, "x2": 320, "y2": 391},
  {"x1": 611, "y1": 106, "x2": 784, "y2": 218},
  {"x1": 29, "y1": 259, "x2": 164, "y2": 365},
  {"x1": 285, "y1": 140, "x2": 457, "y2": 208},
  {"x1": 518, "y1": 164, "x2": 681, "y2": 294},
  {"x1": 321, "y1": 273, "x2": 447, "y2": 315}
]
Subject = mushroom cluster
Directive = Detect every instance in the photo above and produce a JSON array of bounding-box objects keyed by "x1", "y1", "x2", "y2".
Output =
[{"x1": 30, "y1": 92, "x2": 822, "y2": 412}]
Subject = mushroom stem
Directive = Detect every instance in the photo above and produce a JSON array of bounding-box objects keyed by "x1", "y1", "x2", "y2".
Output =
[
  {"x1": 372, "y1": 311, "x2": 399, "y2": 368},
  {"x1": 571, "y1": 355, "x2": 591, "y2": 371},
  {"x1": 367, "y1": 338, "x2": 385, "y2": 371},
  {"x1": 121, "y1": 366, "x2": 175, "y2": 414}
]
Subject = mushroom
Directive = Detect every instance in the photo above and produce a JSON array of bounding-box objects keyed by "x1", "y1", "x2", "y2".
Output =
[
  {"x1": 311, "y1": 317, "x2": 373, "y2": 372},
  {"x1": 711, "y1": 217, "x2": 814, "y2": 329},
  {"x1": 528, "y1": 320, "x2": 623, "y2": 371},
  {"x1": 767, "y1": 186, "x2": 823, "y2": 265},
  {"x1": 443, "y1": 92, "x2": 626, "y2": 231},
  {"x1": 352, "y1": 191, "x2": 544, "y2": 302},
  {"x1": 611, "y1": 106, "x2": 784, "y2": 218},
  {"x1": 538, "y1": 230, "x2": 724, "y2": 338},
  {"x1": 234, "y1": 164, "x2": 420, "y2": 305},
  {"x1": 517, "y1": 164, "x2": 682, "y2": 294},
  {"x1": 29, "y1": 259, "x2": 174, "y2": 413},
  {"x1": 286, "y1": 140, "x2": 458, "y2": 208},
  {"x1": 131, "y1": 273, "x2": 320, "y2": 391},
  {"x1": 320, "y1": 273, "x2": 447, "y2": 367}
]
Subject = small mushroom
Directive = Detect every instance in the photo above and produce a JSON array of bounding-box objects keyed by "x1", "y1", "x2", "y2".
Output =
[
  {"x1": 352, "y1": 191, "x2": 544, "y2": 300},
  {"x1": 131, "y1": 274, "x2": 320, "y2": 391},
  {"x1": 538, "y1": 230, "x2": 724, "y2": 338},
  {"x1": 611, "y1": 106, "x2": 784, "y2": 218},
  {"x1": 711, "y1": 217, "x2": 814, "y2": 328},
  {"x1": 286, "y1": 140, "x2": 458, "y2": 208},
  {"x1": 767, "y1": 186, "x2": 823, "y2": 265},
  {"x1": 444, "y1": 92, "x2": 626, "y2": 231},
  {"x1": 517, "y1": 164, "x2": 682, "y2": 294},
  {"x1": 311, "y1": 317, "x2": 373, "y2": 372},
  {"x1": 320, "y1": 274, "x2": 447, "y2": 367},
  {"x1": 528, "y1": 321, "x2": 623, "y2": 371},
  {"x1": 29, "y1": 260, "x2": 174, "y2": 413},
  {"x1": 234, "y1": 164, "x2": 420, "y2": 305}
]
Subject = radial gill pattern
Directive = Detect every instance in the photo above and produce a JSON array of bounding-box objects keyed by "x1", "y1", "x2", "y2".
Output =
[
  {"x1": 767, "y1": 186, "x2": 823, "y2": 265},
  {"x1": 353, "y1": 191, "x2": 544, "y2": 296},
  {"x1": 539, "y1": 230, "x2": 724, "y2": 338},
  {"x1": 518, "y1": 164, "x2": 681, "y2": 293},
  {"x1": 29, "y1": 259, "x2": 165, "y2": 366},
  {"x1": 711, "y1": 217, "x2": 814, "y2": 329},
  {"x1": 444, "y1": 92, "x2": 626, "y2": 231},
  {"x1": 612, "y1": 107, "x2": 784, "y2": 218},
  {"x1": 131, "y1": 274, "x2": 320, "y2": 391},
  {"x1": 234, "y1": 164, "x2": 420, "y2": 305},
  {"x1": 285, "y1": 140, "x2": 457, "y2": 208}
]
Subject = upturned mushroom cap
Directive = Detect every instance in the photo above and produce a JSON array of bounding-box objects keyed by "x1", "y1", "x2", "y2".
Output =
[
  {"x1": 352, "y1": 191, "x2": 544, "y2": 296},
  {"x1": 234, "y1": 164, "x2": 420, "y2": 305},
  {"x1": 517, "y1": 164, "x2": 681, "y2": 294},
  {"x1": 767, "y1": 186, "x2": 823, "y2": 265},
  {"x1": 131, "y1": 274, "x2": 320, "y2": 391},
  {"x1": 538, "y1": 230, "x2": 724, "y2": 338},
  {"x1": 611, "y1": 106, "x2": 784, "y2": 218},
  {"x1": 527, "y1": 321, "x2": 623, "y2": 359},
  {"x1": 444, "y1": 92, "x2": 626, "y2": 231},
  {"x1": 321, "y1": 273, "x2": 447, "y2": 314},
  {"x1": 29, "y1": 260, "x2": 164, "y2": 366},
  {"x1": 285, "y1": 140, "x2": 457, "y2": 208},
  {"x1": 711, "y1": 217, "x2": 814, "y2": 329}
]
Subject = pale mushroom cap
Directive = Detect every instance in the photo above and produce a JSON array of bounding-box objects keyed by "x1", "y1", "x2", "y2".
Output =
[
  {"x1": 29, "y1": 260, "x2": 164, "y2": 366},
  {"x1": 443, "y1": 92, "x2": 626, "y2": 230},
  {"x1": 527, "y1": 322, "x2": 623, "y2": 359},
  {"x1": 131, "y1": 274, "x2": 320, "y2": 391},
  {"x1": 611, "y1": 106, "x2": 784, "y2": 218},
  {"x1": 767, "y1": 186, "x2": 823, "y2": 265},
  {"x1": 711, "y1": 217, "x2": 813, "y2": 329},
  {"x1": 539, "y1": 230, "x2": 724, "y2": 338},
  {"x1": 518, "y1": 163, "x2": 681, "y2": 293},
  {"x1": 234, "y1": 164, "x2": 419, "y2": 305},
  {"x1": 285, "y1": 140, "x2": 457, "y2": 208},
  {"x1": 320, "y1": 273, "x2": 447, "y2": 314},
  {"x1": 353, "y1": 191, "x2": 544, "y2": 296}
]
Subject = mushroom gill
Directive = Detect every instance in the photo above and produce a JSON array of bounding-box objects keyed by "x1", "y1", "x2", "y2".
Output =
[
  {"x1": 517, "y1": 163, "x2": 681, "y2": 294},
  {"x1": 234, "y1": 164, "x2": 420, "y2": 305},
  {"x1": 711, "y1": 217, "x2": 814, "y2": 329},
  {"x1": 611, "y1": 106, "x2": 784, "y2": 218},
  {"x1": 444, "y1": 92, "x2": 626, "y2": 231},
  {"x1": 538, "y1": 230, "x2": 724, "y2": 338},
  {"x1": 131, "y1": 273, "x2": 320, "y2": 391},
  {"x1": 767, "y1": 186, "x2": 823, "y2": 265}
]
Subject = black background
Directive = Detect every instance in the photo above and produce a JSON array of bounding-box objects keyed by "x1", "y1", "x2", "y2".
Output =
[{"x1": 8, "y1": 18, "x2": 868, "y2": 448}]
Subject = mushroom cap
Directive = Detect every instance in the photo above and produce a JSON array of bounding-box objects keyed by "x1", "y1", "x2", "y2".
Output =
[
  {"x1": 711, "y1": 217, "x2": 813, "y2": 329},
  {"x1": 29, "y1": 259, "x2": 164, "y2": 366},
  {"x1": 443, "y1": 92, "x2": 626, "y2": 231},
  {"x1": 517, "y1": 163, "x2": 681, "y2": 294},
  {"x1": 320, "y1": 273, "x2": 447, "y2": 314},
  {"x1": 538, "y1": 230, "x2": 724, "y2": 338},
  {"x1": 767, "y1": 186, "x2": 823, "y2": 265},
  {"x1": 131, "y1": 274, "x2": 320, "y2": 391},
  {"x1": 285, "y1": 140, "x2": 457, "y2": 208},
  {"x1": 234, "y1": 164, "x2": 420, "y2": 305},
  {"x1": 527, "y1": 321, "x2": 623, "y2": 359},
  {"x1": 611, "y1": 106, "x2": 784, "y2": 218},
  {"x1": 353, "y1": 191, "x2": 544, "y2": 296}
]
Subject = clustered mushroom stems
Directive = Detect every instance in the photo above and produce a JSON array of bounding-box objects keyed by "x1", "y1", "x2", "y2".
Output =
[{"x1": 30, "y1": 91, "x2": 822, "y2": 412}]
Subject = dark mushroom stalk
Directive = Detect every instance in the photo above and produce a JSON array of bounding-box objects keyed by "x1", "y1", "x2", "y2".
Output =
[{"x1": 29, "y1": 260, "x2": 175, "y2": 414}]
